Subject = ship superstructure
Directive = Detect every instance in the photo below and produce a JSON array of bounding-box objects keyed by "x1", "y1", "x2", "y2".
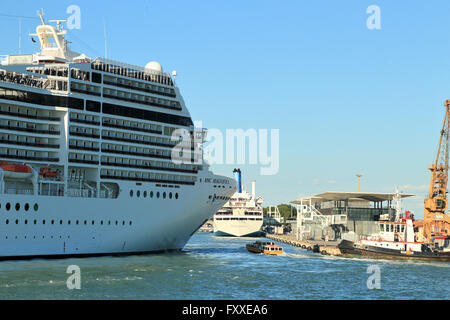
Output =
[
  {"x1": 0, "y1": 14, "x2": 235, "y2": 259},
  {"x1": 213, "y1": 169, "x2": 264, "y2": 237}
]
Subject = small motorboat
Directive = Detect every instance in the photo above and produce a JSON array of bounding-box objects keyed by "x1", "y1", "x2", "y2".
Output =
[{"x1": 246, "y1": 241, "x2": 284, "y2": 255}]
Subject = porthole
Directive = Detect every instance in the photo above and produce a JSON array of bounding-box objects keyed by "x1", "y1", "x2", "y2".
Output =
[
  {"x1": 130, "y1": 190, "x2": 134, "y2": 197},
  {"x1": 51, "y1": 220, "x2": 55, "y2": 225},
  {"x1": 115, "y1": 221, "x2": 118, "y2": 225},
  {"x1": 129, "y1": 221, "x2": 132, "y2": 226},
  {"x1": 15, "y1": 219, "x2": 18, "y2": 225},
  {"x1": 34, "y1": 203, "x2": 39, "y2": 211},
  {"x1": 137, "y1": 191, "x2": 141, "y2": 198},
  {"x1": 101, "y1": 221, "x2": 104, "y2": 225},
  {"x1": 144, "y1": 191, "x2": 147, "y2": 198},
  {"x1": 150, "y1": 191, "x2": 154, "y2": 198},
  {"x1": 15, "y1": 203, "x2": 20, "y2": 211},
  {"x1": 42, "y1": 220, "x2": 46, "y2": 225},
  {"x1": 76, "y1": 220, "x2": 79, "y2": 225},
  {"x1": 68, "y1": 221, "x2": 71, "y2": 225},
  {"x1": 6, "y1": 203, "x2": 11, "y2": 211},
  {"x1": 92, "y1": 221, "x2": 95, "y2": 225},
  {"x1": 175, "y1": 193, "x2": 179, "y2": 200},
  {"x1": 108, "y1": 221, "x2": 111, "y2": 225},
  {"x1": 25, "y1": 220, "x2": 28, "y2": 225},
  {"x1": 157, "y1": 192, "x2": 160, "y2": 199},
  {"x1": 169, "y1": 193, "x2": 173, "y2": 199},
  {"x1": 24, "y1": 203, "x2": 30, "y2": 211},
  {"x1": 6, "y1": 219, "x2": 9, "y2": 225},
  {"x1": 33, "y1": 220, "x2": 37, "y2": 225},
  {"x1": 163, "y1": 192, "x2": 166, "y2": 199}
]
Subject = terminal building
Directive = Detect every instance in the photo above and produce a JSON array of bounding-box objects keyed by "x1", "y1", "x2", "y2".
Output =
[{"x1": 290, "y1": 192, "x2": 415, "y2": 241}]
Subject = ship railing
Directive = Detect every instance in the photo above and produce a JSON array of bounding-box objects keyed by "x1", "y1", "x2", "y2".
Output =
[
  {"x1": 92, "y1": 58, "x2": 174, "y2": 86},
  {"x1": 67, "y1": 189, "x2": 92, "y2": 198},
  {"x1": 39, "y1": 190, "x2": 64, "y2": 197},
  {"x1": 5, "y1": 188, "x2": 33, "y2": 195}
]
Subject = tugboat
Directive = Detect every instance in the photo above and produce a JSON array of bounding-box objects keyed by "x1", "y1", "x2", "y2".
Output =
[
  {"x1": 339, "y1": 100, "x2": 450, "y2": 261},
  {"x1": 246, "y1": 241, "x2": 284, "y2": 255},
  {"x1": 338, "y1": 191, "x2": 450, "y2": 261},
  {"x1": 338, "y1": 211, "x2": 450, "y2": 261}
]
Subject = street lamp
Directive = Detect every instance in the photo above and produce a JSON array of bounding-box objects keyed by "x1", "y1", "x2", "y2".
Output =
[{"x1": 356, "y1": 174, "x2": 363, "y2": 192}]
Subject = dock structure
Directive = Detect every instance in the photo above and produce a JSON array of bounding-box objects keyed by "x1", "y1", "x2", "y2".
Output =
[
  {"x1": 266, "y1": 234, "x2": 343, "y2": 256},
  {"x1": 289, "y1": 191, "x2": 415, "y2": 242}
]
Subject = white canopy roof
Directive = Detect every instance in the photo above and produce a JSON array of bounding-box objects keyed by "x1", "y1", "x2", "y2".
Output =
[{"x1": 291, "y1": 192, "x2": 416, "y2": 205}]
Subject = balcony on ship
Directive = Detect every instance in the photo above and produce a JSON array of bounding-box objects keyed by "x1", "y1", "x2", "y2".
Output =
[{"x1": 91, "y1": 58, "x2": 174, "y2": 87}]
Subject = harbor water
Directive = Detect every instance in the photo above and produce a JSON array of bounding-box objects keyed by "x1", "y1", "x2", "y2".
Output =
[{"x1": 0, "y1": 233, "x2": 448, "y2": 300}]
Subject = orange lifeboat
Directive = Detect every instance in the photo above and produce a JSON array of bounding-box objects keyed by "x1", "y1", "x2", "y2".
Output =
[
  {"x1": 39, "y1": 167, "x2": 59, "y2": 178},
  {"x1": 0, "y1": 163, "x2": 33, "y2": 179}
]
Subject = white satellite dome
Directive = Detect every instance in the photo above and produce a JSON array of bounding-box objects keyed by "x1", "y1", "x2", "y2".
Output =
[{"x1": 145, "y1": 61, "x2": 163, "y2": 73}]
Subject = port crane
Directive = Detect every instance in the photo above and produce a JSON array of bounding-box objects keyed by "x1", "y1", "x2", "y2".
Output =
[{"x1": 424, "y1": 100, "x2": 450, "y2": 243}]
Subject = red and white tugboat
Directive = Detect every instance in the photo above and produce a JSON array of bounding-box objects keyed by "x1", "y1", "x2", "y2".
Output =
[{"x1": 338, "y1": 191, "x2": 450, "y2": 261}]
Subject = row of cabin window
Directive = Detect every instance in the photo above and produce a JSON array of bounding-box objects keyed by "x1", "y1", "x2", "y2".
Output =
[
  {"x1": 130, "y1": 190, "x2": 179, "y2": 200},
  {"x1": 5, "y1": 219, "x2": 132, "y2": 226},
  {"x1": 380, "y1": 224, "x2": 405, "y2": 233},
  {"x1": 1, "y1": 203, "x2": 39, "y2": 212}
]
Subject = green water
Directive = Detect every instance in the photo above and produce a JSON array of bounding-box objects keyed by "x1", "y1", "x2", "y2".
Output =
[{"x1": 0, "y1": 233, "x2": 448, "y2": 299}]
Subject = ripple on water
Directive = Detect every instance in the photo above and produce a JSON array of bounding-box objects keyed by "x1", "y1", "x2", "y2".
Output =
[{"x1": 0, "y1": 234, "x2": 448, "y2": 299}]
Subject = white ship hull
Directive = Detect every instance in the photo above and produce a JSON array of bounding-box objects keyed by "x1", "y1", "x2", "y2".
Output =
[
  {"x1": 0, "y1": 14, "x2": 239, "y2": 259},
  {"x1": 214, "y1": 218, "x2": 263, "y2": 237},
  {"x1": 0, "y1": 174, "x2": 235, "y2": 259}
]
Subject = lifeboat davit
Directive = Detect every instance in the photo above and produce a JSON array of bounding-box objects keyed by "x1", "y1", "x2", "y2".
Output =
[{"x1": 0, "y1": 163, "x2": 33, "y2": 179}]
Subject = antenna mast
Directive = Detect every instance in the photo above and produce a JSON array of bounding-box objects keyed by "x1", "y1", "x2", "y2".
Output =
[
  {"x1": 103, "y1": 18, "x2": 108, "y2": 59},
  {"x1": 37, "y1": 9, "x2": 45, "y2": 25},
  {"x1": 18, "y1": 18, "x2": 22, "y2": 54}
]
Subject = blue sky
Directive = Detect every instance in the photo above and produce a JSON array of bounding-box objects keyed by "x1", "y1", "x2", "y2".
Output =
[{"x1": 1, "y1": 0, "x2": 450, "y2": 217}]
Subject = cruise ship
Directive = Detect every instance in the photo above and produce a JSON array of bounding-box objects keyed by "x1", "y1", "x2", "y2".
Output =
[
  {"x1": 213, "y1": 169, "x2": 264, "y2": 237},
  {"x1": 0, "y1": 13, "x2": 236, "y2": 259}
]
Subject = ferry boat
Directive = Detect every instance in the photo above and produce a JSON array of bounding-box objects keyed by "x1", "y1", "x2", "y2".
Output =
[
  {"x1": 338, "y1": 192, "x2": 450, "y2": 261},
  {"x1": 198, "y1": 220, "x2": 213, "y2": 233},
  {"x1": 246, "y1": 241, "x2": 284, "y2": 255},
  {"x1": 0, "y1": 13, "x2": 236, "y2": 259},
  {"x1": 213, "y1": 169, "x2": 264, "y2": 237}
]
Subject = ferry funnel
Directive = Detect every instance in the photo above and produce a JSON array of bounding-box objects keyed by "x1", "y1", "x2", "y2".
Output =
[
  {"x1": 252, "y1": 180, "x2": 256, "y2": 200},
  {"x1": 233, "y1": 169, "x2": 243, "y2": 193}
]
